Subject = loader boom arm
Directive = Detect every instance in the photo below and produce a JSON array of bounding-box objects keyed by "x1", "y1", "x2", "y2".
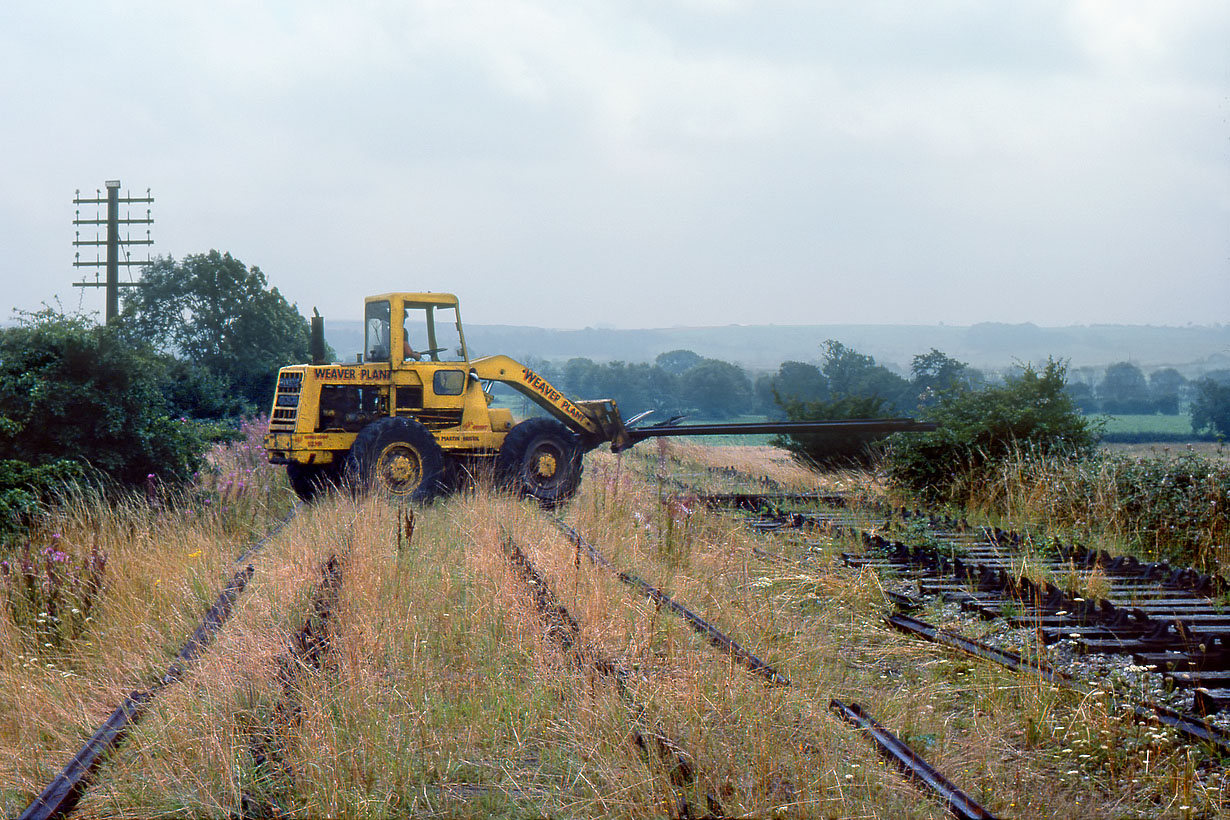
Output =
[{"x1": 469, "y1": 355, "x2": 632, "y2": 449}]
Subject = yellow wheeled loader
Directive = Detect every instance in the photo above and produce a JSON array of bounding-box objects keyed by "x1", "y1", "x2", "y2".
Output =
[{"x1": 263, "y1": 292, "x2": 933, "y2": 505}]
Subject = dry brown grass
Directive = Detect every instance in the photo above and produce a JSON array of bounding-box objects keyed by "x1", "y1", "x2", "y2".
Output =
[{"x1": 3, "y1": 437, "x2": 1226, "y2": 817}]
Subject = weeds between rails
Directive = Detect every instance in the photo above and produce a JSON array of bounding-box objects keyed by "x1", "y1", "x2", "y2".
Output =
[
  {"x1": 238, "y1": 551, "x2": 345, "y2": 818},
  {"x1": 504, "y1": 531, "x2": 996, "y2": 818},
  {"x1": 502, "y1": 535, "x2": 725, "y2": 819},
  {"x1": 551, "y1": 511, "x2": 996, "y2": 819},
  {"x1": 554, "y1": 521, "x2": 790, "y2": 687},
  {"x1": 622, "y1": 448, "x2": 1230, "y2": 811},
  {"x1": 25, "y1": 442, "x2": 1217, "y2": 817},
  {"x1": 18, "y1": 509, "x2": 299, "y2": 820}
]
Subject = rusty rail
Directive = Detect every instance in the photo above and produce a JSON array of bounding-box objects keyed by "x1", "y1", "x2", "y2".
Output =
[
  {"x1": 503, "y1": 536, "x2": 723, "y2": 818},
  {"x1": 20, "y1": 566, "x2": 255, "y2": 820},
  {"x1": 554, "y1": 520, "x2": 789, "y2": 686},
  {"x1": 18, "y1": 508, "x2": 298, "y2": 820},
  {"x1": 887, "y1": 612, "x2": 1069, "y2": 684},
  {"x1": 829, "y1": 700, "x2": 998, "y2": 820}
]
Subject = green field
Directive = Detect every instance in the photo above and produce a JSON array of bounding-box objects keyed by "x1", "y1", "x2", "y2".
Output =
[{"x1": 1094, "y1": 413, "x2": 1194, "y2": 435}]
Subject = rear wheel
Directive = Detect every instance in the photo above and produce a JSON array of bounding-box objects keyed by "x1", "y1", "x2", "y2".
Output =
[
  {"x1": 345, "y1": 417, "x2": 446, "y2": 502},
  {"x1": 496, "y1": 418, "x2": 584, "y2": 508}
]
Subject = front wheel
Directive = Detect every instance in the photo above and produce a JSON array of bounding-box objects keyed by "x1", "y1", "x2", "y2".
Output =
[
  {"x1": 495, "y1": 418, "x2": 584, "y2": 508},
  {"x1": 345, "y1": 417, "x2": 446, "y2": 502}
]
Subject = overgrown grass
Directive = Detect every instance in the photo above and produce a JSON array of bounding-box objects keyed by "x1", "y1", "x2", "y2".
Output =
[
  {"x1": 2, "y1": 437, "x2": 1226, "y2": 817},
  {"x1": 961, "y1": 449, "x2": 1230, "y2": 573}
]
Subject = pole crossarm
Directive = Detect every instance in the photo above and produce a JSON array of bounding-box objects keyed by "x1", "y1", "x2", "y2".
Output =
[{"x1": 70, "y1": 180, "x2": 154, "y2": 322}]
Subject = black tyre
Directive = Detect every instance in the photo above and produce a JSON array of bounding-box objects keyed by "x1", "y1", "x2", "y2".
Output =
[
  {"x1": 345, "y1": 417, "x2": 446, "y2": 502},
  {"x1": 286, "y1": 461, "x2": 341, "y2": 502},
  {"x1": 495, "y1": 418, "x2": 584, "y2": 508}
]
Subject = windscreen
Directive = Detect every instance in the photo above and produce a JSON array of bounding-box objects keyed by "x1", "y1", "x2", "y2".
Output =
[
  {"x1": 364, "y1": 300, "x2": 391, "y2": 362},
  {"x1": 403, "y1": 303, "x2": 465, "y2": 362}
]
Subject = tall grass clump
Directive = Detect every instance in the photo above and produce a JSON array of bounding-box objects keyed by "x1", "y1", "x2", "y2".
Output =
[{"x1": 974, "y1": 449, "x2": 1230, "y2": 572}]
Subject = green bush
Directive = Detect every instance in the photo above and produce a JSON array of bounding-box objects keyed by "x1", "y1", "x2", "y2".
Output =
[
  {"x1": 981, "y1": 450, "x2": 1230, "y2": 569},
  {"x1": 0, "y1": 459, "x2": 83, "y2": 537},
  {"x1": 0, "y1": 310, "x2": 214, "y2": 488},
  {"x1": 1097, "y1": 452, "x2": 1229, "y2": 564},
  {"x1": 887, "y1": 359, "x2": 1098, "y2": 503}
]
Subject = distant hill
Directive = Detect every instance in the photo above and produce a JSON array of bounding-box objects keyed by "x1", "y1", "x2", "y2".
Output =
[{"x1": 323, "y1": 320, "x2": 1230, "y2": 377}]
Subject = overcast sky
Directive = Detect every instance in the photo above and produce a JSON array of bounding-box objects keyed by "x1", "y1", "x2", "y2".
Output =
[{"x1": 2, "y1": 1, "x2": 1227, "y2": 330}]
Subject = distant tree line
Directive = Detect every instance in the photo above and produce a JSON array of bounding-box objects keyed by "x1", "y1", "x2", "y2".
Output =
[
  {"x1": 530, "y1": 341, "x2": 980, "y2": 424},
  {"x1": 6, "y1": 247, "x2": 1230, "y2": 537},
  {"x1": 1062, "y1": 361, "x2": 1230, "y2": 417}
]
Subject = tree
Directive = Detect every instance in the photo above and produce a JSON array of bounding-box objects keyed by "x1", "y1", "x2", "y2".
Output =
[
  {"x1": 822, "y1": 340, "x2": 913, "y2": 411},
  {"x1": 0, "y1": 310, "x2": 211, "y2": 487},
  {"x1": 655, "y1": 349, "x2": 705, "y2": 376},
  {"x1": 772, "y1": 361, "x2": 828, "y2": 404},
  {"x1": 121, "y1": 251, "x2": 317, "y2": 411},
  {"x1": 887, "y1": 359, "x2": 1097, "y2": 503},
  {"x1": 1099, "y1": 361, "x2": 1152, "y2": 414},
  {"x1": 910, "y1": 349, "x2": 972, "y2": 408},
  {"x1": 680, "y1": 359, "x2": 754, "y2": 418},
  {"x1": 560, "y1": 357, "x2": 601, "y2": 400},
  {"x1": 555, "y1": 358, "x2": 683, "y2": 420},
  {"x1": 1148, "y1": 367, "x2": 1187, "y2": 415},
  {"x1": 1191, "y1": 379, "x2": 1230, "y2": 438},
  {"x1": 1063, "y1": 380, "x2": 1099, "y2": 414}
]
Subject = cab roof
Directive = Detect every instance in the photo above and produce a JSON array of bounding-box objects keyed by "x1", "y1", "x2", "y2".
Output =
[{"x1": 364, "y1": 292, "x2": 460, "y2": 307}]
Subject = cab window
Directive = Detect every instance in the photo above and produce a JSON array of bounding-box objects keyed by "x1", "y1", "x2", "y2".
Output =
[
  {"x1": 364, "y1": 301, "x2": 391, "y2": 362},
  {"x1": 433, "y1": 370, "x2": 465, "y2": 396},
  {"x1": 402, "y1": 303, "x2": 466, "y2": 363}
]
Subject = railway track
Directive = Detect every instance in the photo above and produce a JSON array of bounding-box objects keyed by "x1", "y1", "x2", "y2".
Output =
[
  {"x1": 502, "y1": 535, "x2": 724, "y2": 818},
  {"x1": 552, "y1": 515, "x2": 998, "y2": 819},
  {"x1": 17, "y1": 457, "x2": 1218, "y2": 817},
  {"x1": 18, "y1": 510, "x2": 299, "y2": 820},
  {"x1": 695, "y1": 488, "x2": 1230, "y2": 752},
  {"x1": 844, "y1": 512, "x2": 1230, "y2": 719}
]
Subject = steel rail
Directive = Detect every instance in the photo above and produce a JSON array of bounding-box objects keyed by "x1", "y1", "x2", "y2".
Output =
[
  {"x1": 1139, "y1": 701, "x2": 1230, "y2": 751},
  {"x1": 503, "y1": 536, "x2": 724, "y2": 817},
  {"x1": 554, "y1": 520, "x2": 790, "y2": 686},
  {"x1": 886, "y1": 613, "x2": 1070, "y2": 684},
  {"x1": 888, "y1": 612, "x2": 1230, "y2": 755},
  {"x1": 18, "y1": 507, "x2": 299, "y2": 820},
  {"x1": 829, "y1": 700, "x2": 999, "y2": 820},
  {"x1": 563, "y1": 487, "x2": 1007, "y2": 818},
  {"x1": 19, "y1": 565, "x2": 255, "y2": 820},
  {"x1": 694, "y1": 481, "x2": 1230, "y2": 795}
]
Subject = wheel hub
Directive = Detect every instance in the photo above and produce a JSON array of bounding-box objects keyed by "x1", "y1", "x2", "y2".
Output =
[
  {"x1": 378, "y1": 444, "x2": 422, "y2": 495},
  {"x1": 533, "y1": 453, "x2": 558, "y2": 479}
]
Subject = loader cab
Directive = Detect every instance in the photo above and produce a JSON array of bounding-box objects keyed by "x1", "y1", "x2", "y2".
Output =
[
  {"x1": 364, "y1": 293, "x2": 480, "y2": 428},
  {"x1": 364, "y1": 293, "x2": 470, "y2": 368}
]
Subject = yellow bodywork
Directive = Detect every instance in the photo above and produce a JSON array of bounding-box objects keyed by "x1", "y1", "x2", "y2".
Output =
[{"x1": 263, "y1": 293, "x2": 629, "y2": 468}]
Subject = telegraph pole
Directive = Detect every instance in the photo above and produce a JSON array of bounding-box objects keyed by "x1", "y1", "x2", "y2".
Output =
[{"x1": 73, "y1": 179, "x2": 154, "y2": 323}]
